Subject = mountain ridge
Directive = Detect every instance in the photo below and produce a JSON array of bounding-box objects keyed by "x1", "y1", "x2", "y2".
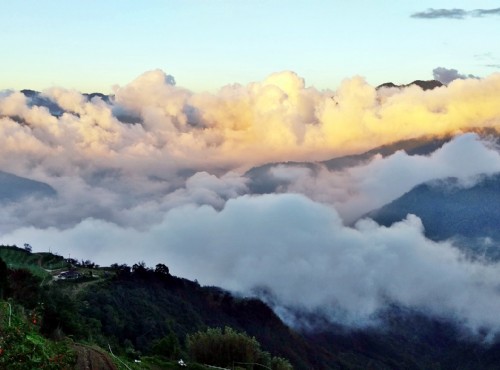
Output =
[{"x1": 376, "y1": 79, "x2": 444, "y2": 90}]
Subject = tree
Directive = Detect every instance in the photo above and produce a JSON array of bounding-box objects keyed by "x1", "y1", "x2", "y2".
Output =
[
  {"x1": 111, "y1": 263, "x2": 131, "y2": 277},
  {"x1": 151, "y1": 332, "x2": 180, "y2": 359},
  {"x1": 132, "y1": 261, "x2": 147, "y2": 274},
  {"x1": 187, "y1": 327, "x2": 262, "y2": 368},
  {"x1": 0, "y1": 258, "x2": 8, "y2": 299},
  {"x1": 23, "y1": 243, "x2": 32, "y2": 253},
  {"x1": 7, "y1": 269, "x2": 42, "y2": 308},
  {"x1": 81, "y1": 259, "x2": 95, "y2": 268},
  {"x1": 272, "y1": 356, "x2": 293, "y2": 370},
  {"x1": 155, "y1": 263, "x2": 170, "y2": 276}
]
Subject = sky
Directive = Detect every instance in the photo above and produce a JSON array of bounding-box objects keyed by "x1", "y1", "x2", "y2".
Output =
[
  {"x1": 1, "y1": 0, "x2": 500, "y2": 334},
  {"x1": 2, "y1": 0, "x2": 500, "y2": 93}
]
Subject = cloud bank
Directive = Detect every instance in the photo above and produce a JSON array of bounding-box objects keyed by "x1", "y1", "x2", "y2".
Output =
[
  {"x1": 4, "y1": 194, "x2": 500, "y2": 335},
  {"x1": 1, "y1": 69, "x2": 500, "y2": 332},
  {"x1": 263, "y1": 133, "x2": 500, "y2": 224}
]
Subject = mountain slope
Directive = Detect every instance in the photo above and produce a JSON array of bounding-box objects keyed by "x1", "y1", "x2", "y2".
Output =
[
  {"x1": 367, "y1": 173, "x2": 500, "y2": 258},
  {"x1": 6, "y1": 245, "x2": 500, "y2": 369},
  {"x1": 0, "y1": 170, "x2": 56, "y2": 203},
  {"x1": 245, "y1": 135, "x2": 453, "y2": 194}
]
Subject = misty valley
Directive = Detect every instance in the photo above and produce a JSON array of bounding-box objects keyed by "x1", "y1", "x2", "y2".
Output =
[{"x1": 1, "y1": 72, "x2": 500, "y2": 369}]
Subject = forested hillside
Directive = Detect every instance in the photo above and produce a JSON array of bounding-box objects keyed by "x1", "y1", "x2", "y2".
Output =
[
  {"x1": 0, "y1": 245, "x2": 297, "y2": 369},
  {"x1": 4, "y1": 244, "x2": 500, "y2": 369}
]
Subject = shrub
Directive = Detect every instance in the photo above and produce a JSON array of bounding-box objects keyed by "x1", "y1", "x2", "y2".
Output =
[{"x1": 186, "y1": 326, "x2": 292, "y2": 369}]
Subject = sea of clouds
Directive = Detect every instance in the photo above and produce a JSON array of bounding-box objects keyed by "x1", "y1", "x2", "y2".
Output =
[{"x1": 1, "y1": 69, "x2": 500, "y2": 333}]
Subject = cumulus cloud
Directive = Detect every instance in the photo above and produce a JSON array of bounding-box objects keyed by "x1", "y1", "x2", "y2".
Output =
[
  {"x1": 2, "y1": 69, "x2": 500, "y2": 186},
  {"x1": 433, "y1": 67, "x2": 479, "y2": 84},
  {"x1": 1, "y1": 69, "x2": 500, "y2": 332},
  {"x1": 1, "y1": 68, "x2": 500, "y2": 243}
]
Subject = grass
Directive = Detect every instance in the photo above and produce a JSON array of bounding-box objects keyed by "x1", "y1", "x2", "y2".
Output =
[
  {"x1": 0, "y1": 300, "x2": 76, "y2": 369},
  {"x1": 0, "y1": 246, "x2": 68, "y2": 279}
]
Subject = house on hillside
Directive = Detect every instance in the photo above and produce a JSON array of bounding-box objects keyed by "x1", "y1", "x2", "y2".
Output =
[{"x1": 56, "y1": 270, "x2": 82, "y2": 280}]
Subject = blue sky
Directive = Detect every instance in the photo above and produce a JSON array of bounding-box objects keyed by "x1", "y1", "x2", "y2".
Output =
[{"x1": 1, "y1": 0, "x2": 499, "y2": 92}]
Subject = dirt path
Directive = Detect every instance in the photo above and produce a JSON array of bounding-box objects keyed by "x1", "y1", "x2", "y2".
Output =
[{"x1": 73, "y1": 343, "x2": 118, "y2": 370}]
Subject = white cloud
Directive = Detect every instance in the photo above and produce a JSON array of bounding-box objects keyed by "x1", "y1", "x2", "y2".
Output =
[
  {"x1": 4, "y1": 194, "x2": 500, "y2": 334},
  {"x1": 275, "y1": 133, "x2": 500, "y2": 223},
  {"x1": 1, "y1": 69, "x2": 500, "y2": 333}
]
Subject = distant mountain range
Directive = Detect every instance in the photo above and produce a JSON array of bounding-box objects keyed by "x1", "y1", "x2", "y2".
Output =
[
  {"x1": 21, "y1": 89, "x2": 111, "y2": 103},
  {"x1": 17, "y1": 89, "x2": 112, "y2": 118},
  {"x1": 10, "y1": 80, "x2": 442, "y2": 123},
  {"x1": 245, "y1": 134, "x2": 455, "y2": 195}
]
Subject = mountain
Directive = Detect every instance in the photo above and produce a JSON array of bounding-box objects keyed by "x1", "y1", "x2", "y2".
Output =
[
  {"x1": 83, "y1": 92, "x2": 112, "y2": 103},
  {"x1": 0, "y1": 246, "x2": 311, "y2": 369},
  {"x1": 17, "y1": 90, "x2": 112, "y2": 118},
  {"x1": 245, "y1": 135, "x2": 453, "y2": 194},
  {"x1": 376, "y1": 79, "x2": 444, "y2": 90},
  {"x1": 21, "y1": 89, "x2": 65, "y2": 116},
  {"x1": 7, "y1": 79, "x2": 443, "y2": 126},
  {"x1": 0, "y1": 170, "x2": 56, "y2": 202},
  {"x1": 367, "y1": 173, "x2": 500, "y2": 259},
  {"x1": 246, "y1": 128, "x2": 498, "y2": 197},
  {"x1": 321, "y1": 135, "x2": 451, "y2": 170}
]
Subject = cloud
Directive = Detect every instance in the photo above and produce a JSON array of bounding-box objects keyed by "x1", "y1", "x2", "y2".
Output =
[
  {"x1": 2, "y1": 69, "x2": 500, "y2": 185},
  {"x1": 473, "y1": 53, "x2": 500, "y2": 70},
  {"x1": 432, "y1": 67, "x2": 479, "y2": 84},
  {"x1": 1, "y1": 69, "x2": 500, "y2": 333},
  {"x1": 1, "y1": 69, "x2": 499, "y2": 236},
  {"x1": 4, "y1": 194, "x2": 500, "y2": 334},
  {"x1": 472, "y1": 8, "x2": 500, "y2": 17},
  {"x1": 411, "y1": 8, "x2": 500, "y2": 19},
  {"x1": 411, "y1": 8, "x2": 467, "y2": 19},
  {"x1": 251, "y1": 133, "x2": 500, "y2": 224},
  {"x1": 1, "y1": 69, "x2": 499, "y2": 234}
]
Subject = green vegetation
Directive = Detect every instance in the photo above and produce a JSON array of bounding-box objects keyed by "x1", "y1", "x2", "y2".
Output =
[
  {"x1": 0, "y1": 245, "x2": 297, "y2": 369},
  {"x1": 187, "y1": 327, "x2": 292, "y2": 370},
  {"x1": 4, "y1": 244, "x2": 500, "y2": 369},
  {"x1": 0, "y1": 245, "x2": 67, "y2": 279},
  {"x1": 0, "y1": 301, "x2": 76, "y2": 369}
]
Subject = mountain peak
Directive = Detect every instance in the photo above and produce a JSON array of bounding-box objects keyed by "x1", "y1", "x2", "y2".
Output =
[{"x1": 377, "y1": 79, "x2": 443, "y2": 90}]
